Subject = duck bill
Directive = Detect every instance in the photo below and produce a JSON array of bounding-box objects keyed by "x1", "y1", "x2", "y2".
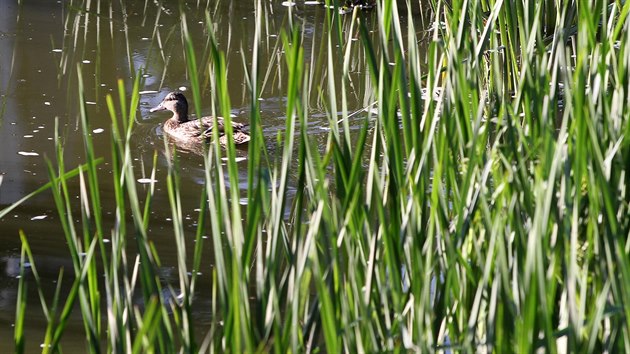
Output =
[{"x1": 150, "y1": 103, "x2": 166, "y2": 112}]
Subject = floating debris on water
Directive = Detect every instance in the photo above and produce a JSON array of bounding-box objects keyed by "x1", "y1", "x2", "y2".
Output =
[
  {"x1": 221, "y1": 157, "x2": 247, "y2": 163},
  {"x1": 137, "y1": 178, "x2": 158, "y2": 184},
  {"x1": 93, "y1": 128, "x2": 105, "y2": 134}
]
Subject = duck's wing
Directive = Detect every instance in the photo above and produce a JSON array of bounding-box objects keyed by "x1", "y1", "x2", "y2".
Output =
[
  {"x1": 198, "y1": 116, "x2": 225, "y2": 133},
  {"x1": 181, "y1": 120, "x2": 210, "y2": 137},
  {"x1": 199, "y1": 116, "x2": 248, "y2": 134},
  {"x1": 218, "y1": 131, "x2": 251, "y2": 145},
  {"x1": 164, "y1": 119, "x2": 205, "y2": 140},
  {"x1": 233, "y1": 131, "x2": 251, "y2": 145},
  {"x1": 198, "y1": 116, "x2": 251, "y2": 145}
]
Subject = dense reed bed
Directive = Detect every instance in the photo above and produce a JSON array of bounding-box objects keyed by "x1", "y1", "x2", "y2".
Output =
[{"x1": 3, "y1": 0, "x2": 630, "y2": 352}]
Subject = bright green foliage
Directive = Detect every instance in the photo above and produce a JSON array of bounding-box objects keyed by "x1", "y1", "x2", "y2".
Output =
[{"x1": 3, "y1": 0, "x2": 630, "y2": 352}]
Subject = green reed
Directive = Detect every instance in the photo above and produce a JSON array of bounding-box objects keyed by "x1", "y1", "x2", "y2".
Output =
[{"x1": 3, "y1": 0, "x2": 630, "y2": 352}]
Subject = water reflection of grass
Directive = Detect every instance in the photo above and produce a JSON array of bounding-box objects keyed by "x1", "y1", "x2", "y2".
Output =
[{"x1": 4, "y1": 0, "x2": 630, "y2": 352}]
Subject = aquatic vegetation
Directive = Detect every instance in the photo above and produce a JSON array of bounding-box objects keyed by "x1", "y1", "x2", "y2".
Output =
[{"x1": 3, "y1": 0, "x2": 630, "y2": 352}]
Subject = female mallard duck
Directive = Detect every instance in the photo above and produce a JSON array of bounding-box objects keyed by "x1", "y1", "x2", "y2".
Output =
[{"x1": 150, "y1": 91, "x2": 250, "y2": 145}]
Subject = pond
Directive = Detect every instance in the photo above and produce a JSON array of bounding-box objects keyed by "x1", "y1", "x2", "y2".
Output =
[{"x1": 0, "y1": 0, "x2": 428, "y2": 351}]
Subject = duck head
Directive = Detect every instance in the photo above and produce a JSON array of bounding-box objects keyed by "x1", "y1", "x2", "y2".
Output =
[{"x1": 150, "y1": 91, "x2": 189, "y2": 122}]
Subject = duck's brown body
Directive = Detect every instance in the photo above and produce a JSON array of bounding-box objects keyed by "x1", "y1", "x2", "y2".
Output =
[{"x1": 151, "y1": 91, "x2": 250, "y2": 146}]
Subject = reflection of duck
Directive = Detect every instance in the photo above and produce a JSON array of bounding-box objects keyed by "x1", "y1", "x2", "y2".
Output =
[{"x1": 150, "y1": 91, "x2": 250, "y2": 145}]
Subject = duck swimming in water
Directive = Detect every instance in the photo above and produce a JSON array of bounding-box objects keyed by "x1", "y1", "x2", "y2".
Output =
[{"x1": 150, "y1": 91, "x2": 250, "y2": 145}]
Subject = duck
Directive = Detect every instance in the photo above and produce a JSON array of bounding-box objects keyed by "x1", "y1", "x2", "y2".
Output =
[{"x1": 150, "y1": 91, "x2": 250, "y2": 145}]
